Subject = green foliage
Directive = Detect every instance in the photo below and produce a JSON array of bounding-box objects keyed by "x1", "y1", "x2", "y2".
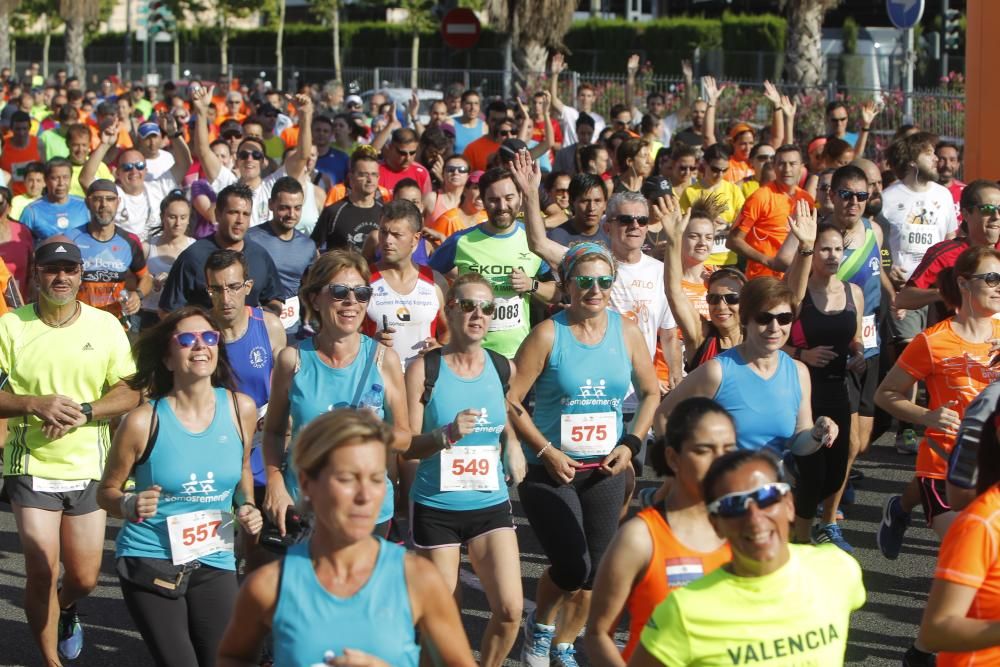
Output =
[
  {"x1": 720, "y1": 12, "x2": 785, "y2": 52},
  {"x1": 841, "y1": 16, "x2": 858, "y2": 55}
]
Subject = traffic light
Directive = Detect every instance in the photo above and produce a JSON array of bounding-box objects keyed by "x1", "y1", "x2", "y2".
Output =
[
  {"x1": 944, "y1": 8, "x2": 961, "y2": 52},
  {"x1": 138, "y1": 1, "x2": 175, "y2": 36}
]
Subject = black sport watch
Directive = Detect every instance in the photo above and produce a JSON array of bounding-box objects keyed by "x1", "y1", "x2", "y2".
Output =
[{"x1": 80, "y1": 402, "x2": 93, "y2": 423}]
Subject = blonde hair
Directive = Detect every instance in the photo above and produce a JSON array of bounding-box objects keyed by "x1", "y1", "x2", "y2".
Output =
[
  {"x1": 445, "y1": 271, "x2": 494, "y2": 303},
  {"x1": 292, "y1": 409, "x2": 393, "y2": 481},
  {"x1": 299, "y1": 249, "x2": 370, "y2": 327}
]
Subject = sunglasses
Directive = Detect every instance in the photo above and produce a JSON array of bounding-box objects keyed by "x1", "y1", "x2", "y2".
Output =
[
  {"x1": 676, "y1": 165, "x2": 697, "y2": 172},
  {"x1": 206, "y1": 281, "x2": 248, "y2": 296},
  {"x1": 829, "y1": 116, "x2": 848, "y2": 123},
  {"x1": 708, "y1": 165, "x2": 728, "y2": 175},
  {"x1": 968, "y1": 272, "x2": 1000, "y2": 287},
  {"x1": 327, "y1": 283, "x2": 373, "y2": 302},
  {"x1": 448, "y1": 298, "x2": 496, "y2": 315},
  {"x1": 817, "y1": 183, "x2": 832, "y2": 192},
  {"x1": 39, "y1": 263, "x2": 81, "y2": 275},
  {"x1": 706, "y1": 293, "x2": 740, "y2": 306},
  {"x1": 755, "y1": 154, "x2": 775, "y2": 162},
  {"x1": 395, "y1": 149, "x2": 417, "y2": 157},
  {"x1": 222, "y1": 130, "x2": 243, "y2": 140},
  {"x1": 445, "y1": 165, "x2": 470, "y2": 174},
  {"x1": 497, "y1": 129, "x2": 515, "y2": 138},
  {"x1": 614, "y1": 214, "x2": 649, "y2": 226},
  {"x1": 707, "y1": 482, "x2": 790, "y2": 518},
  {"x1": 974, "y1": 204, "x2": 1000, "y2": 216},
  {"x1": 837, "y1": 189, "x2": 869, "y2": 202},
  {"x1": 754, "y1": 311, "x2": 795, "y2": 326},
  {"x1": 120, "y1": 161, "x2": 146, "y2": 172},
  {"x1": 572, "y1": 275, "x2": 614, "y2": 290},
  {"x1": 172, "y1": 330, "x2": 221, "y2": 348},
  {"x1": 237, "y1": 149, "x2": 264, "y2": 161},
  {"x1": 553, "y1": 188, "x2": 569, "y2": 196}
]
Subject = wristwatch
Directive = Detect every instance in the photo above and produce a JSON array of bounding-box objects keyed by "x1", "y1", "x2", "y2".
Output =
[
  {"x1": 80, "y1": 402, "x2": 93, "y2": 423},
  {"x1": 527, "y1": 279, "x2": 540, "y2": 294}
]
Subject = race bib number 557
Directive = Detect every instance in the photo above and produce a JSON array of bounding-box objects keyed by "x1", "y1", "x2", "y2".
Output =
[{"x1": 166, "y1": 510, "x2": 235, "y2": 565}]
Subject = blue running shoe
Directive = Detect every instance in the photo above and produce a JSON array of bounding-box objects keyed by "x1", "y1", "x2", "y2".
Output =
[
  {"x1": 520, "y1": 610, "x2": 554, "y2": 667},
  {"x1": 550, "y1": 643, "x2": 579, "y2": 667},
  {"x1": 57, "y1": 604, "x2": 83, "y2": 661},
  {"x1": 811, "y1": 523, "x2": 854, "y2": 554},
  {"x1": 877, "y1": 494, "x2": 910, "y2": 560}
]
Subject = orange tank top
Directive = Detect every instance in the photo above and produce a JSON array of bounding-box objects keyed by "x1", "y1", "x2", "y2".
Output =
[{"x1": 621, "y1": 505, "x2": 731, "y2": 661}]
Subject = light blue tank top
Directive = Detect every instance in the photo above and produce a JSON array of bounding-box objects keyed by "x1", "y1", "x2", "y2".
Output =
[
  {"x1": 452, "y1": 118, "x2": 485, "y2": 154},
  {"x1": 411, "y1": 351, "x2": 509, "y2": 511},
  {"x1": 713, "y1": 348, "x2": 801, "y2": 453},
  {"x1": 116, "y1": 388, "x2": 244, "y2": 570},
  {"x1": 272, "y1": 538, "x2": 419, "y2": 667},
  {"x1": 526, "y1": 310, "x2": 632, "y2": 464},
  {"x1": 287, "y1": 336, "x2": 394, "y2": 523}
]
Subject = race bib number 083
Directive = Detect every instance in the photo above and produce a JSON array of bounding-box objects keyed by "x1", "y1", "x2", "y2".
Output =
[{"x1": 488, "y1": 296, "x2": 523, "y2": 332}]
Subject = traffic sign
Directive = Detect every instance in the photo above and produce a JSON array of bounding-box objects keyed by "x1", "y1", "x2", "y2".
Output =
[
  {"x1": 441, "y1": 8, "x2": 481, "y2": 50},
  {"x1": 886, "y1": 0, "x2": 925, "y2": 30}
]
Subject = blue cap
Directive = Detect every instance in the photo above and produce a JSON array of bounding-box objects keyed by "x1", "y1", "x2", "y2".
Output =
[{"x1": 137, "y1": 122, "x2": 161, "y2": 139}]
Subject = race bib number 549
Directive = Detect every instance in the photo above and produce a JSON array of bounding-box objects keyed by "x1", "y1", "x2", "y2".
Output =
[
  {"x1": 440, "y1": 446, "x2": 500, "y2": 491},
  {"x1": 166, "y1": 510, "x2": 235, "y2": 565}
]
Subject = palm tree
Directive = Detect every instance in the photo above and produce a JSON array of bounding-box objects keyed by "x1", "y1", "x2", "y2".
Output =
[
  {"x1": 485, "y1": 0, "x2": 576, "y2": 77},
  {"x1": 60, "y1": 0, "x2": 99, "y2": 83},
  {"x1": 783, "y1": 0, "x2": 841, "y2": 91},
  {"x1": 310, "y1": 0, "x2": 343, "y2": 84}
]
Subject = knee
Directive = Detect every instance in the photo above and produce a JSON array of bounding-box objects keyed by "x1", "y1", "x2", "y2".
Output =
[
  {"x1": 550, "y1": 558, "x2": 590, "y2": 593},
  {"x1": 62, "y1": 568, "x2": 100, "y2": 595},
  {"x1": 23, "y1": 556, "x2": 59, "y2": 588},
  {"x1": 494, "y1": 598, "x2": 523, "y2": 626}
]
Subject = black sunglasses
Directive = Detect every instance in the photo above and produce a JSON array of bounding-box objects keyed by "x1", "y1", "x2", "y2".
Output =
[
  {"x1": 968, "y1": 272, "x2": 1000, "y2": 287},
  {"x1": 237, "y1": 149, "x2": 264, "y2": 161},
  {"x1": 754, "y1": 311, "x2": 794, "y2": 326},
  {"x1": 837, "y1": 189, "x2": 869, "y2": 202},
  {"x1": 445, "y1": 165, "x2": 470, "y2": 174},
  {"x1": 120, "y1": 161, "x2": 146, "y2": 172},
  {"x1": 706, "y1": 293, "x2": 740, "y2": 306},
  {"x1": 327, "y1": 283, "x2": 373, "y2": 302},
  {"x1": 614, "y1": 214, "x2": 649, "y2": 226}
]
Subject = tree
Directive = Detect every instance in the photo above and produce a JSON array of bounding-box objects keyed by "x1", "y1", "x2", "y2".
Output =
[
  {"x1": 215, "y1": 0, "x2": 256, "y2": 75},
  {"x1": 60, "y1": 0, "x2": 100, "y2": 83},
  {"x1": 310, "y1": 0, "x2": 343, "y2": 84},
  {"x1": 400, "y1": 0, "x2": 434, "y2": 89},
  {"x1": 484, "y1": 0, "x2": 576, "y2": 78},
  {"x1": 15, "y1": 0, "x2": 58, "y2": 78},
  {"x1": 0, "y1": 0, "x2": 20, "y2": 70},
  {"x1": 782, "y1": 0, "x2": 840, "y2": 90}
]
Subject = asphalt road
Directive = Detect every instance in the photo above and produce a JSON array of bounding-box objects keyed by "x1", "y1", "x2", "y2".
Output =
[{"x1": 0, "y1": 431, "x2": 936, "y2": 666}]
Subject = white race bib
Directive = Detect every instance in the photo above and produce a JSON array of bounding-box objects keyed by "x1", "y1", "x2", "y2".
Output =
[
  {"x1": 439, "y1": 445, "x2": 500, "y2": 492},
  {"x1": 560, "y1": 412, "x2": 617, "y2": 457},
  {"x1": 278, "y1": 295, "x2": 300, "y2": 330},
  {"x1": 861, "y1": 314, "x2": 877, "y2": 350},
  {"x1": 166, "y1": 509, "x2": 235, "y2": 565},
  {"x1": 32, "y1": 477, "x2": 88, "y2": 493},
  {"x1": 488, "y1": 295, "x2": 524, "y2": 332},
  {"x1": 901, "y1": 223, "x2": 939, "y2": 257}
]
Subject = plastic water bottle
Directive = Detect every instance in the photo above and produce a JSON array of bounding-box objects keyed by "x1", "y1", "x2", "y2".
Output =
[
  {"x1": 117, "y1": 289, "x2": 133, "y2": 332},
  {"x1": 357, "y1": 383, "x2": 384, "y2": 417}
]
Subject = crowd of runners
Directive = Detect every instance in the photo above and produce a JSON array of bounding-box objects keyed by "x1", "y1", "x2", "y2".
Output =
[{"x1": 0, "y1": 52, "x2": 997, "y2": 667}]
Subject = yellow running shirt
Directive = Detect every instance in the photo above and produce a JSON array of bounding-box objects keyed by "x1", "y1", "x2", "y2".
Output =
[
  {"x1": 0, "y1": 302, "x2": 136, "y2": 481},
  {"x1": 640, "y1": 544, "x2": 865, "y2": 666}
]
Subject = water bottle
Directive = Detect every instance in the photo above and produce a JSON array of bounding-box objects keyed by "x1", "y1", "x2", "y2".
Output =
[
  {"x1": 117, "y1": 289, "x2": 133, "y2": 332},
  {"x1": 357, "y1": 384, "x2": 384, "y2": 417}
]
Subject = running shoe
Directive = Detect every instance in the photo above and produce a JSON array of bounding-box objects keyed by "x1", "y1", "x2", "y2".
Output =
[
  {"x1": 877, "y1": 494, "x2": 911, "y2": 560},
  {"x1": 550, "y1": 644, "x2": 579, "y2": 667},
  {"x1": 902, "y1": 644, "x2": 936, "y2": 666},
  {"x1": 811, "y1": 523, "x2": 854, "y2": 554},
  {"x1": 57, "y1": 604, "x2": 83, "y2": 661},
  {"x1": 520, "y1": 610, "x2": 555, "y2": 667},
  {"x1": 637, "y1": 486, "x2": 657, "y2": 509},
  {"x1": 848, "y1": 468, "x2": 864, "y2": 483},
  {"x1": 896, "y1": 429, "x2": 919, "y2": 455},
  {"x1": 815, "y1": 504, "x2": 845, "y2": 521}
]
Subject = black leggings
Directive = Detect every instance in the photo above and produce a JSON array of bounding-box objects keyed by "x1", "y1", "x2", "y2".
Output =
[
  {"x1": 794, "y1": 381, "x2": 852, "y2": 520},
  {"x1": 120, "y1": 562, "x2": 238, "y2": 667},
  {"x1": 518, "y1": 464, "x2": 627, "y2": 592}
]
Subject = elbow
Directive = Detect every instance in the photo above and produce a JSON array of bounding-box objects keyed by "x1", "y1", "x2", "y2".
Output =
[
  {"x1": 96, "y1": 487, "x2": 118, "y2": 515},
  {"x1": 872, "y1": 389, "x2": 890, "y2": 412},
  {"x1": 918, "y1": 619, "x2": 952, "y2": 653}
]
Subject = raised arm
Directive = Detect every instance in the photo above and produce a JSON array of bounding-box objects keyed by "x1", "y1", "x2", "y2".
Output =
[
  {"x1": 509, "y1": 149, "x2": 567, "y2": 269},
  {"x1": 781, "y1": 199, "x2": 818, "y2": 306},
  {"x1": 282, "y1": 93, "x2": 314, "y2": 180},
  {"x1": 782, "y1": 94, "x2": 797, "y2": 147},
  {"x1": 654, "y1": 196, "x2": 705, "y2": 361},
  {"x1": 702, "y1": 76, "x2": 725, "y2": 147},
  {"x1": 160, "y1": 111, "x2": 193, "y2": 184},
  {"x1": 762, "y1": 81, "x2": 784, "y2": 148},
  {"x1": 625, "y1": 54, "x2": 641, "y2": 120},
  {"x1": 191, "y1": 84, "x2": 222, "y2": 183},
  {"x1": 80, "y1": 119, "x2": 119, "y2": 191},
  {"x1": 548, "y1": 52, "x2": 568, "y2": 114},
  {"x1": 371, "y1": 102, "x2": 401, "y2": 153},
  {"x1": 854, "y1": 99, "x2": 881, "y2": 157}
]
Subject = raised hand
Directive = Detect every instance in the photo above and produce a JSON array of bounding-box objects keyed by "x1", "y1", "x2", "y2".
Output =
[
  {"x1": 627, "y1": 54, "x2": 640, "y2": 76},
  {"x1": 702, "y1": 75, "x2": 725, "y2": 105},
  {"x1": 550, "y1": 52, "x2": 567, "y2": 76},
  {"x1": 860, "y1": 99, "x2": 880, "y2": 127},
  {"x1": 190, "y1": 83, "x2": 214, "y2": 115},
  {"x1": 681, "y1": 59, "x2": 693, "y2": 81},
  {"x1": 762, "y1": 80, "x2": 781, "y2": 107},
  {"x1": 789, "y1": 199, "x2": 817, "y2": 249},
  {"x1": 508, "y1": 148, "x2": 540, "y2": 194}
]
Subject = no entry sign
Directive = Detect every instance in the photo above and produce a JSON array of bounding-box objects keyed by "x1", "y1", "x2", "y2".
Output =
[{"x1": 441, "y1": 8, "x2": 481, "y2": 50}]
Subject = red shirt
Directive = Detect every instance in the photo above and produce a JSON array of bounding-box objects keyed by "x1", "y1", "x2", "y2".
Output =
[
  {"x1": 378, "y1": 162, "x2": 431, "y2": 195},
  {"x1": 946, "y1": 179, "x2": 966, "y2": 221}
]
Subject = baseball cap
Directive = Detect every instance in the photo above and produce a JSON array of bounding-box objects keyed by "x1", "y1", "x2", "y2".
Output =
[
  {"x1": 35, "y1": 241, "x2": 83, "y2": 266},
  {"x1": 498, "y1": 138, "x2": 528, "y2": 163},
  {"x1": 640, "y1": 175, "x2": 673, "y2": 201},
  {"x1": 138, "y1": 122, "x2": 161, "y2": 138},
  {"x1": 219, "y1": 119, "x2": 243, "y2": 138},
  {"x1": 86, "y1": 179, "x2": 118, "y2": 197},
  {"x1": 345, "y1": 94, "x2": 363, "y2": 108}
]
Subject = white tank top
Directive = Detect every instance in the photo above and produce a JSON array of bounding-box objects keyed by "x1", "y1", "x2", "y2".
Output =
[
  {"x1": 142, "y1": 236, "x2": 195, "y2": 312},
  {"x1": 365, "y1": 265, "x2": 441, "y2": 370}
]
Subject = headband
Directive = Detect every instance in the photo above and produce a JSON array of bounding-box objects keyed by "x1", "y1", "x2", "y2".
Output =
[{"x1": 559, "y1": 241, "x2": 616, "y2": 281}]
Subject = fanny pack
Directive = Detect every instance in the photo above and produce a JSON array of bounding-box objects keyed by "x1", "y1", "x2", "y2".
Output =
[{"x1": 116, "y1": 556, "x2": 201, "y2": 600}]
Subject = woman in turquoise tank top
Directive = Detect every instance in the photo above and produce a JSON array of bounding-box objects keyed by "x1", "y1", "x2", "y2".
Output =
[
  {"x1": 403, "y1": 273, "x2": 526, "y2": 667},
  {"x1": 98, "y1": 306, "x2": 262, "y2": 667},
  {"x1": 508, "y1": 242, "x2": 660, "y2": 665},
  {"x1": 217, "y1": 410, "x2": 476, "y2": 667},
  {"x1": 263, "y1": 250, "x2": 409, "y2": 540}
]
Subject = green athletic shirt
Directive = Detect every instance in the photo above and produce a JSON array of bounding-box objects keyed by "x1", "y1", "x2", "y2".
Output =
[
  {"x1": 429, "y1": 221, "x2": 547, "y2": 359},
  {"x1": 0, "y1": 303, "x2": 136, "y2": 481},
  {"x1": 640, "y1": 544, "x2": 865, "y2": 666}
]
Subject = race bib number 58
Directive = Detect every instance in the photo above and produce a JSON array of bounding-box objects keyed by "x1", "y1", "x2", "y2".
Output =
[{"x1": 166, "y1": 510, "x2": 235, "y2": 565}]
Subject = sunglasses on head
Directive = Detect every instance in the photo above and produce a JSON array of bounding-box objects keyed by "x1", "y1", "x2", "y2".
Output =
[
  {"x1": 707, "y1": 482, "x2": 790, "y2": 518},
  {"x1": 754, "y1": 311, "x2": 795, "y2": 326},
  {"x1": 120, "y1": 161, "x2": 146, "y2": 172},
  {"x1": 445, "y1": 165, "x2": 470, "y2": 174},
  {"x1": 572, "y1": 275, "x2": 614, "y2": 290},
  {"x1": 968, "y1": 272, "x2": 1000, "y2": 287},
  {"x1": 237, "y1": 149, "x2": 264, "y2": 161},
  {"x1": 837, "y1": 189, "x2": 869, "y2": 202},
  {"x1": 172, "y1": 330, "x2": 221, "y2": 348},
  {"x1": 327, "y1": 283, "x2": 373, "y2": 302},
  {"x1": 448, "y1": 298, "x2": 496, "y2": 315},
  {"x1": 706, "y1": 293, "x2": 740, "y2": 306},
  {"x1": 974, "y1": 204, "x2": 1000, "y2": 216},
  {"x1": 614, "y1": 214, "x2": 649, "y2": 226}
]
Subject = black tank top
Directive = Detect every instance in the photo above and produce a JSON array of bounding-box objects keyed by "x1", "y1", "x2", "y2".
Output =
[{"x1": 790, "y1": 282, "x2": 857, "y2": 383}]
